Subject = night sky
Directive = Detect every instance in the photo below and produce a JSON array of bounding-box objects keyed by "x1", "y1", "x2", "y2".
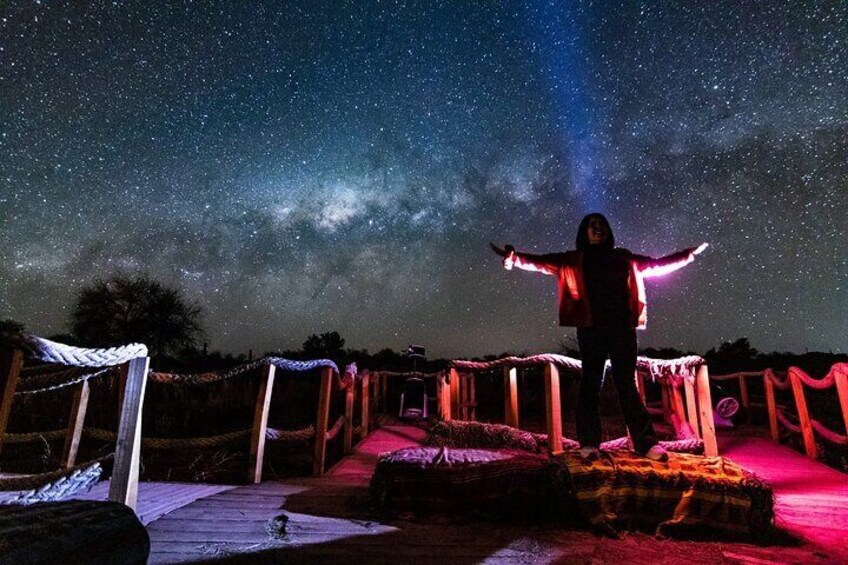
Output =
[{"x1": 1, "y1": 1, "x2": 846, "y2": 358}]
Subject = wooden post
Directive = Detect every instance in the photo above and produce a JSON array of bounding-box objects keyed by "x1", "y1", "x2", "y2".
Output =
[
  {"x1": 660, "y1": 383, "x2": 671, "y2": 424},
  {"x1": 503, "y1": 366, "x2": 519, "y2": 428},
  {"x1": 764, "y1": 372, "x2": 779, "y2": 441},
  {"x1": 788, "y1": 368, "x2": 817, "y2": 459},
  {"x1": 360, "y1": 371, "x2": 370, "y2": 437},
  {"x1": 0, "y1": 349, "x2": 23, "y2": 455},
  {"x1": 439, "y1": 371, "x2": 451, "y2": 421},
  {"x1": 635, "y1": 371, "x2": 646, "y2": 405},
  {"x1": 449, "y1": 368, "x2": 461, "y2": 421},
  {"x1": 313, "y1": 367, "x2": 333, "y2": 476},
  {"x1": 544, "y1": 363, "x2": 563, "y2": 454},
  {"x1": 247, "y1": 364, "x2": 276, "y2": 484},
  {"x1": 738, "y1": 375, "x2": 750, "y2": 412},
  {"x1": 459, "y1": 374, "x2": 467, "y2": 420},
  {"x1": 683, "y1": 378, "x2": 700, "y2": 437},
  {"x1": 670, "y1": 382, "x2": 687, "y2": 427},
  {"x1": 343, "y1": 382, "x2": 355, "y2": 453},
  {"x1": 465, "y1": 374, "x2": 473, "y2": 420},
  {"x1": 371, "y1": 371, "x2": 378, "y2": 413},
  {"x1": 62, "y1": 379, "x2": 91, "y2": 469},
  {"x1": 468, "y1": 373, "x2": 477, "y2": 421},
  {"x1": 695, "y1": 365, "x2": 718, "y2": 457},
  {"x1": 380, "y1": 372, "x2": 388, "y2": 413},
  {"x1": 109, "y1": 356, "x2": 149, "y2": 511},
  {"x1": 833, "y1": 369, "x2": 848, "y2": 436}
]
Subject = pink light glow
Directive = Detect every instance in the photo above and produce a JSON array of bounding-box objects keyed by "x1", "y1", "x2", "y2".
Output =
[
  {"x1": 640, "y1": 243, "x2": 707, "y2": 279},
  {"x1": 639, "y1": 254, "x2": 695, "y2": 278}
]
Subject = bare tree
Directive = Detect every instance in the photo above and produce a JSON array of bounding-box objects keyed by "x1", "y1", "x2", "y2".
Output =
[{"x1": 71, "y1": 275, "x2": 203, "y2": 357}]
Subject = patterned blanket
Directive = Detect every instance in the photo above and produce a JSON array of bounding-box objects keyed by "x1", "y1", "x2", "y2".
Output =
[
  {"x1": 374, "y1": 422, "x2": 775, "y2": 540},
  {"x1": 555, "y1": 450, "x2": 774, "y2": 540}
]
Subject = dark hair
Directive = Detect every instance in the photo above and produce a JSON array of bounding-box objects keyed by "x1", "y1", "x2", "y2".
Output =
[{"x1": 575, "y1": 213, "x2": 615, "y2": 250}]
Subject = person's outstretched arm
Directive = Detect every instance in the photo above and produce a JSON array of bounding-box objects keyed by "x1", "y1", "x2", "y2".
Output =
[
  {"x1": 490, "y1": 243, "x2": 562, "y2": 276},
  {"x1": 632, "y1": 243, "x2": 708, "y2": 278}
]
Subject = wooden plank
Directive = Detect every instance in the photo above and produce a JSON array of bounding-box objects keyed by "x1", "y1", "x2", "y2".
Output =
[
  {"x1": 695, "y1": 364, "x2": 718, "y2": 457},
  {"x1": 834, "y1": 369, "x2": 848, "y2": 436},
  {"x1": 544, "y1": 363, "x2": 563, "y2": 454},
  {"x1": 503, "y1": 366, "x2": 518, "y2": 428},
  {"x1": 438, "y1": 371, "x2": 451, "y2": 421},
  {"x1": 61, "y1": 379, "x2": 91, "y2": 468},
  {"x1": 660, "y1": 382, "x2": 671, "y2": 424},
  {"x1": 449, "y1": 368, "x2": 460, "y2": 421},
  {"x1": 360, "y1": 371, "x2": 370, "y2": 436},
  {"x1": 109, "y1": 356, "x2": 150, "y2": 510},
  {"x1": 764, "y1": 372, "x2": 779, "y2": 441},
  {"x1": 738, "y1": 374, "x2": 750, "y2": 410},
  {"x1": 468, "y1": 373, "x2": 476, "y2": 421},
  {"x1": 789, "y1": 367, "x2": 817, "y2": 459},
  {"x1": 380, "y1": 371, "x2": 387, "y2": 412},
  {"x1": 461, "y1": 374, "x2": 469, "y2": 420},
  {"x1": 313, "y1": 366, "x2": 333, "y2": 476},
  {"x1": 0, "y1": 348, "x2": 23, "y2": 455},
  {"x1": 343, "y1": 382, "x2": 355, "y2": 453},
  {"x1": 248, "y1": 363, "x2": 276, "y2": 484},
  {"x1": 669, "y1": 382, "x2": 687, "y2": 425},
  {"x1": 683, "y1": 377, "x2": 700, "y2": 438}
]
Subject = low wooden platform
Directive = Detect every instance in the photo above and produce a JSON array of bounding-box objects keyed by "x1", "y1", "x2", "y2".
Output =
[{"x1": 140, "y1": 426, "x2": 847, "y2": 564}]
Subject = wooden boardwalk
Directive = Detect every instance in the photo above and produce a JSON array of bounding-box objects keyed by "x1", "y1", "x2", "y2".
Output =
[
  {"x1": 139, "y1": 425, "x2": 848, "y2": 564},
  {"x1": 75, "y1": 481, "x2": 235, "y2": 526},
  {"x1": 719, "y1": 431, "x2": 848, "y2": 558}
]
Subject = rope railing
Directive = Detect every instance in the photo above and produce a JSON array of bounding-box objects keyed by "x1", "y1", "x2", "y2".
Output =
[
  {"x1": 375, "y1": 371, "x2": 441, "y2": 379},
  {"x1": 146, "y1": 359, "x2": 354, "y2": 480},
  {"x1": 789, "y1": 364, "x2": 846, "y2": 391},
  {"x1": 5, "y1": 423, "x2": 319, "y2": 450},
  {"x1": 811, "y1": 420, "x2": 848, "y2": 446},
  {"x1": 325, "y1": 416, "x2": 345, "y2": 441},
  {"x1": 776, "y1": 408, "x2": 802, "y2": 434},
  {"x1": 3, "y1": 340, "x2": 365, "y2": 488},
  {"x1": 1, "y1": 429, "x2": 68, "y2": 444},
  {"x1": 452, "y1": 354, "x2": 705, "y2": 384},
  {"x1": 0, "y1": 457, "x2": 111, "y2": 506},
  {"x1": 709, "y1": 371, "x2": 765, "y2": 382},
  {"x1": 13, "y1": 368, "x2": 115, "y2": 396},
  {"x1": 447, "y1": 353, "x2": 718, "y2": 457},
  {"x1": 1, "y1": 335, "x2": 149, "y2": 512},
  {"x1": 148, "y1": 356, "x2": 340, "y2": 386},
  {"x1": 757, "y1": 363, "x2": 848, "y2": 459},
  {"x1": 19, "y1": 334, "x2": 148, "y2": 368},
  {"x1": 710, "y1": 363, "x2": 848, "y2": 456},
  {"x1": 764, "y1": 368, "x2": 791, "y2": 390},
  {"x1": 452, "y1": 354, "x2": 583, "y2": 372}
]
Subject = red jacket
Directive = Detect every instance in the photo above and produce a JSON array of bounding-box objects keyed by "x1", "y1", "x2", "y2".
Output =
[{"x1": 508, "y1": 247, "x2": 696, "y2": 329}]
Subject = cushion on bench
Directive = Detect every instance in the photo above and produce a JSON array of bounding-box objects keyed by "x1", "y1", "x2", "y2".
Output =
[{"x1": 371, "y1": 446, "x2": 552, "y2": 517}]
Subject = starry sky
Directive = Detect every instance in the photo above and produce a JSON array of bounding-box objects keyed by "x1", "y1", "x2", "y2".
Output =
[{"x1": 1, "y1": 1, "x2": 846, "y2": 358}]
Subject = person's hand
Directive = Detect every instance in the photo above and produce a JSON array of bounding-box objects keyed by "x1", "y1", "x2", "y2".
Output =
[
  {"x1": 490, "y1": 243, "x2": 516, "y2": 269},
  {"x1": 693, "y1": 242, "x2": 709, "y2": 255}
]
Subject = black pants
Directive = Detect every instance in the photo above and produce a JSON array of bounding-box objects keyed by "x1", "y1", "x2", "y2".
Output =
[{"x1": 576, "y1": 327, "x2": 656, "y2": 453}]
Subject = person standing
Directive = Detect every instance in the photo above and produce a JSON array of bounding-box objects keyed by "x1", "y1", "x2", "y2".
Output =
[{"x1": 492, "y1": 213, "x2": 706, "y2": 461}]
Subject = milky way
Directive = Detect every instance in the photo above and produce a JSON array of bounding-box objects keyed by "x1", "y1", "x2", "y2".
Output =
[{"x1": 1, "y1": 1, "x2": 846, "y2": 357}]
